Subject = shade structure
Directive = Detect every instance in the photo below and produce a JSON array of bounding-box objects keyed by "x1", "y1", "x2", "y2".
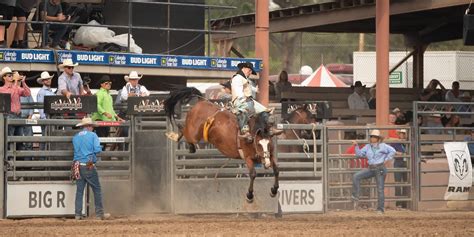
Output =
[{"x1": 300, "y1": 64, "x2": 347, "y2": 87}]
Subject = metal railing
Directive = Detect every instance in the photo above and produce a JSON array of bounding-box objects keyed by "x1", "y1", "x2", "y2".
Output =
[
  {"x1": 0, "y1": 0, "x2": 236, "y2": 54},
  {"x1": 325, "y1": 126, "x2": 413, "y2": 210},
  {"x1": 413, "y1": 101, "x2": 474, "y2": 210}
]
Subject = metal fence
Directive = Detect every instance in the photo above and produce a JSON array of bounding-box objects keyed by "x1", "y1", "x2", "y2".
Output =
[
  {"x1": 0, "y1": 1, "x2": 235, "y2": 54},
  {"x1": 414, "y1": 101, "x2": 474, "y2": 210}
]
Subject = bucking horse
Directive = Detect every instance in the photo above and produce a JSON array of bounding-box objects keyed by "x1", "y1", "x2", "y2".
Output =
[{"x1": 164, "y1": 87, "x2": 279, "y2": 202}]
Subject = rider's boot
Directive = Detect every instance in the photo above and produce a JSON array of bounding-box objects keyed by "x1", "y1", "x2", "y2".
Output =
[{"x1": 237, "y1": 113, "x2": 253, "y2": 143}]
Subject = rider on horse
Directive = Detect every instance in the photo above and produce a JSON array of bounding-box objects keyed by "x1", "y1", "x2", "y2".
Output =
[{"x1": 231, "y1": 62, "x2": 283, "y2": 142}]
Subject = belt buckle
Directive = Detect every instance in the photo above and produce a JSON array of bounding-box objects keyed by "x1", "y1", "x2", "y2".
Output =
[{"x1": 86, "y1": 161, "x2": 94, "y2": 169}]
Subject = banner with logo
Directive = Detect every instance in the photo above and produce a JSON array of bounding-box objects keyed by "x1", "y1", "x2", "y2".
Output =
[
  {"x1": 44, "y1": 96, "x2": 97, "y2": 114},
  {"x1": 444, "y1": 142, "x2": 473, "y2": 200},
  {"x1": 126, "y1": 95, "x2": 169, "y2": 115},
  {"x1": 0, "y1": 49, "x2": 262, "y2": 72}
]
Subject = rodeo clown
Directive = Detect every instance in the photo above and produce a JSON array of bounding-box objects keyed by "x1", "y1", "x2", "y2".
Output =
[{"x1": 231, "y1": 62, "x2": 282, "y2": 142}]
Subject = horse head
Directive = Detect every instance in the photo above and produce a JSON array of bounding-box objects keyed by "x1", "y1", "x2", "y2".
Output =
[
  {"x1": 249, "y1": 112, "x2": 275, "y2": 169},
  {"x1": 286, "y1": 105, "x2": 316, "y2": 139}
]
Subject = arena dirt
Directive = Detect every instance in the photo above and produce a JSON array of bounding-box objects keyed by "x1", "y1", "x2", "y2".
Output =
[{"x1": 1, "y1": 210, "x2": 473, "y2": 236}]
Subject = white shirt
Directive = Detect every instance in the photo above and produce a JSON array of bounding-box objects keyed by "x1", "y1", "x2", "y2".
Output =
[
  {"x1": 231, "y1": 73, "x2": 256, "y2": 101},
  {"x1": 120, "y1": 83, "x2": 150, "y2": 101},
  {"x1": 445, "y1": 90, "x2": 461, "y2": 102},
  {"x1": 348, "y1": 91, "x2": 369, "y2": 110}
]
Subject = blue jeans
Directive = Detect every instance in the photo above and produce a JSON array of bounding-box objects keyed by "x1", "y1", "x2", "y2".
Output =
[
  {"x1": 75, "y1": 166, "x2": 104, "y2": 217},
  {"x1": 352, "y1": 165, "x2": 387, "y2": 211}
]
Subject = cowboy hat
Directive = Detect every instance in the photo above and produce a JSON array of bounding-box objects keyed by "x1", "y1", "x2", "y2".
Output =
[
  {"x1": 351, "y1": 81, "x2": 366, "y2": 88},
  {"x1": 124, "y1": 71, "x2": 142, "y2": 82},
  {"x1": 237, "y1": 62, "x2": 257, "y2": 75},
  {"x1": 220, "y1": 80, "x2": 231, "y2": 89},
  {"x1": 392, "y1": 107, "x2": 401, "y2": 113},
  {"x1": 37, "y1": 71, "x2": 54, "y2": 84},
  {"x1": 369, "y1": 129, "x2": 382, "y2": 137},
  {"x1": 397, "y1": 129, "x2": 407, "y2": 134},
  {"x1": 0, "y1": 67, "x2": 13, "y2": 78},
  {"x1": 75, "y1": 117, "x2": 96, "y2": 127},
  {"x1": 98, "y1": 75, "x2": 112, "y2": 85},
  {"x1": 59, "y1": 58, "x2": 79, "y2": 68}
]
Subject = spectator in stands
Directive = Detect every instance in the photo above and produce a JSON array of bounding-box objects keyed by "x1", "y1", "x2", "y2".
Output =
[
  {"x1": 72, "y1": 117, "x2": 108, "y2": 220},
  {"x1": 38, "y1": 0, "x2": 70, "y2": 49},
  {"x1": 11, "y1": 0, "x2": 37, "y2": 48},
  {"x1": 441, "y1": 114, "x2": 460, "y2": 134},
  {"x1": 345, "y1": 133, "x2": 368, "y2": 169},
  {"x1": 120, "y1": 71, "x2": 150, "y2": 102},
  {"x1": 274, "y1": 70, "x2": 292, "y2": 102},
  {"x1": 424, "y1": 113, "x2": 443, "y2": 135},
  {"x1": 419, "y1": 79, "x2": 446, "y2": 101},
  {"x1": 36, "y1": 71, "x2": 55, "y2": 151},
  {"x1": 351, "y1": 129, "x2": 396, "y2": 214},
  {"x1": 92, "y1": 75, "x2": 123, "y2": 138},
  {"x1": 445, "y1": 81, "x2": 461, "y2": 102},
  {"x1": 57, "y1": 59, "x2": 85, "y2": 98},
  {"x1": 0, "y1": 1, "x2": 15, "y2": 47},
  {"x1": 218, "y1": 80, "x2": 232, "y2": 101},
  {"x1": 368, "y1": 87, "x2": 376, "y2": 109},
  {"x1": 388, "y1": 113, "x2": 399, "y2": 139},
  {"x1": 0, "y1": 67, "x2": 31, "y2": 136},
  {"x1": 389, "y1": 129, "x2": 409, "y2": 208},
  {"x1": 348, "y1": 81, "x2": 369, "y2": 110},
  {"x1": 393, "y1": 107, "x2": 407, "y2": 125},
  {"x1": 36, "y1": 71, "x2": 55, "y2": 119},
  {"x1": 464, "y1": 130, "x2": 474, "y2": 160}
]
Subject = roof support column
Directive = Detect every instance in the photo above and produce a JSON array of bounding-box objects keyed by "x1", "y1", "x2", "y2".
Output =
[
  {"x1": 376, "y1": 0, "x2": 390, "y2": 126},
  {"x1": 413, "y1": 44, "x2": 427, "y2": 89},
  {"x1": 255, "y1": 0, "x2": 269, "y2": 106}
]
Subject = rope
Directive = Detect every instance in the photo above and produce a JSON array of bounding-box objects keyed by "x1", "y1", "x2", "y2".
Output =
[{"x1": 286, "y1": 121, "x2": 311, "y2": 158}]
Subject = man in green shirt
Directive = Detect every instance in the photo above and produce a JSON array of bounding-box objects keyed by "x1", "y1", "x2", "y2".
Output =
[{"x1": 92, "y1": 75, "x2": 123, "y2": 137}]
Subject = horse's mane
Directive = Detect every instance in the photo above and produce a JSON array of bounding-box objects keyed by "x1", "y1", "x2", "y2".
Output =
[
  {"x1": 164, "y1": 87, "x2": 203, "y2": 125},
  {"x1": 252, "y1": 112, "x2": 270, "y2": 137}
]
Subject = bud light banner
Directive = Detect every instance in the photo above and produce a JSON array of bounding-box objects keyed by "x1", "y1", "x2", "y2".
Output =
[
  {"x1": 444, "y1": 142, "x2": 473, "y2": 200},
  {"x1": 127, "y1": 95, "x2": 170, "y2": 115},
  {"x1": 0, "y1": 49, "x2": 262, "y2": 72},
  {"x1": 44, "y1": 96, "x2": 97, "y2": 114}
]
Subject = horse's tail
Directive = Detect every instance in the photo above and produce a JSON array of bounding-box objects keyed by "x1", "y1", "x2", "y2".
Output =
[{"x1": 164, "y1": 87, "x2": 203, "y2": 126}]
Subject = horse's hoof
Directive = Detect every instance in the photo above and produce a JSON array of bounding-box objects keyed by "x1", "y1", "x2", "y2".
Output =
[
  {"x1": 246, "y1": 193, "x2": 254, "y2": 203},
  {"x1": 270, "y1": 187, "x2": 278, "y2": 197}
]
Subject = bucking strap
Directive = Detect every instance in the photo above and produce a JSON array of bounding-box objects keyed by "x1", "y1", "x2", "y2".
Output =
[{"x1": 203, "y1": 116, "x2": 215, "y2": 142}]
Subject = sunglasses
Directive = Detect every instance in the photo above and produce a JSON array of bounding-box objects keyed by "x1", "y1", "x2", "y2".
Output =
[
  {"x1": 103, "y1": 82, "x2": 112, "y2": 85},
  {"x1": 65, "y1": 66, "x2": 74, "y2": 69}
]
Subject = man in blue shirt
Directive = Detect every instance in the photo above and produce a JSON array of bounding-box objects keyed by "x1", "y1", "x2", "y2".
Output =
[
  {"x1": 351, "y1": 129, "x2": 396, "y2": 214},
  {"x1": 72, "y1": 117, "x2": 107, "y2": 220}
]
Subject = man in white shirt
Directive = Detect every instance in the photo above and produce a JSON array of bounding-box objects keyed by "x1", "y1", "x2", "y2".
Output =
[
  {"x1": 120, "y1": 71, "x2": 150, "y2": 101},
  {"x1": 445, "y1": 81, "x2": 460, "y2": 102},
  {"x1": 348, "y1": 81, "x2": 369, "y2": 110},
  {"x1": 231, "y1": 62, "x2": 281, "y2": 142}
]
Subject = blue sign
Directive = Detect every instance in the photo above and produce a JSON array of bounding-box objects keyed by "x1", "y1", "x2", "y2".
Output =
[{"x1": 0, "y1": 49, "x2": 262, "y2": 72}]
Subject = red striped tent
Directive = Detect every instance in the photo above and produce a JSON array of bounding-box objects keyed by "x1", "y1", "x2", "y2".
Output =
[{"x1": 300, "y1": 64, "x2": 347, "y2": 87}]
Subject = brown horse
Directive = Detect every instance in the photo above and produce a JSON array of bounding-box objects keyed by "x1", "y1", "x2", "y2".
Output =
[
  {"x1": 164, "y1": 87, "x2": 279, "y2": 202},
  {"x1": 278, "y1": 104, "x2": 317, "y2": 153}
]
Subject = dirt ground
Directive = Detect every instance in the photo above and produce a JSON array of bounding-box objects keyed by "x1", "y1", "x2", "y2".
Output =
[{"x1": 1, "y1": 210, "x2": 473, "y2": 236}]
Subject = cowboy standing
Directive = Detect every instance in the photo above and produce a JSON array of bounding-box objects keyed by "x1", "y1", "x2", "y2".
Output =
[
  {"x1": 348, "y1": 81, "x2": 369, "y2": 110},
  {"x1": 231, "y1": 62, "x2": 281, "y2": 141},
  {"x1": 92, "y1": 75, "x2": 123, "y2": 138},
  {"x1": 73, "y1": 117, "x2": 108, "y2": 220},
  {"x1": 57, "y1": 59, "x2": 85, "y2": 98},
  {"x1": 0, "y1": 67, "x2": 31, "y2": 136},
  {"x1": 36, "y1": 71, "x2": 56, "y2": 119},
  {"x1": 120, "y1": 71, "x2": 150, "y2": 101},
  {"x1": 351, "y1": 129, "x2": 395, "y2": 214}
]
